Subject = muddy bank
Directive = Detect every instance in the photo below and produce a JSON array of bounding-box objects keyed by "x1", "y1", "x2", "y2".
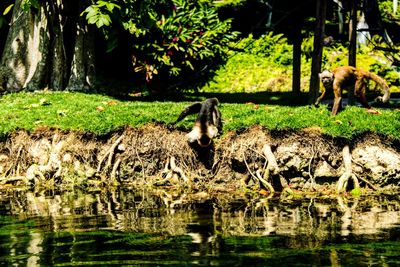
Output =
[{"x1": 0, "y1": 124, "x2": 399, "y2": 194}]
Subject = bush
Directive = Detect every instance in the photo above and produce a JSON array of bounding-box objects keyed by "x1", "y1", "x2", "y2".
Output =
[{"x1": 84, "y1": 0, "x2": 238, "y2": 92}]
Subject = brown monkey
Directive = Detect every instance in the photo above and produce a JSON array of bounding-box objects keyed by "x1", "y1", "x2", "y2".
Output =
[
  {"x1": 175, "y1": 98, "x2": 222, "y2": 147},
  {"x1": 316, "y1": 66, "x2": 390, "y2": 115}
]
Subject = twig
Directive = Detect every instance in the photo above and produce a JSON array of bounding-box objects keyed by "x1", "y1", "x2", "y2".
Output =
[
  {"x1": 242, "y1": 150, "x2": 258, "y2": 181},
  {"x1": 307, "y1": 144, "x2": 316, "y2": 189},
  {"x1": 357, "y1": 176, "x2": 379, "y2": 191}
]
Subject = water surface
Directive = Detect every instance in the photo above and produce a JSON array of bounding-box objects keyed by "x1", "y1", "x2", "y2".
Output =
[{"x1": 0, "y1": 189, "x2": 399, "y2": 266}]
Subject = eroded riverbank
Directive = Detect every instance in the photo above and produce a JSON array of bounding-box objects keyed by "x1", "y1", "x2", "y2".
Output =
[{"x1": 0, "y1": 124, "x2": 399, "y2": 195}]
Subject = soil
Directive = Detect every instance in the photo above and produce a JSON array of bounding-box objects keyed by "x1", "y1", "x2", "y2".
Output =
[{"x1": 0, "y1": 124, "x2": 399, "y2": 195}]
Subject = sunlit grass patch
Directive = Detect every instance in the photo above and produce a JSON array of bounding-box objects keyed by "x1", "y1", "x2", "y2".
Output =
[{"x1": 0, "y1": 91, "x2": 400, "y2": 139}]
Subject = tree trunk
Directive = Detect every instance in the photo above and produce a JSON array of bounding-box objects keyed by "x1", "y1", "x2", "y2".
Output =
[
  {"x1": 1, "y1": 0, "x2": 35, "y2": 91},
  {"x1": 348, "y1": 0, "x2": 357, "y2": 105},
  {"x1": 66, "y1": 1, "x2": 96, "y2": 92},
  {"x1": 292, "y1": 28, "x2": 302, "y2": 96},
  {"x1": 0, "y1": 0, "x2": 95, "y2": 93},
  {"x1": 348, "y1": 0, "x2": 357, "y2": 67},
  {"x1": 308, "y1": 0, "x2": 327, "y2": 104}
]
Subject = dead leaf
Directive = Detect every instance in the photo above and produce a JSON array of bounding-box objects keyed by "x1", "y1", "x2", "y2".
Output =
[
  {"x1": 366, "y1": 109, "x2": 381, "y2": 115},
  {"x1": 102, "y1": 100, "x2": 117, "y2": 106},
  {"x1": 96, "y1": 106, "x2": 105, "y2": 111}
]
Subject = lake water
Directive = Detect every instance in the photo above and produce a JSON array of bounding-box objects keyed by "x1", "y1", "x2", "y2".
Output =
[{"x1": 0, "y1": 188, "x2": 399, "y2": 266}]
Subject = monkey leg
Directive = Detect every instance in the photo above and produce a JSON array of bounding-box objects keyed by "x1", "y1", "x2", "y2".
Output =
[
  {"x1": 331, "y1": 96, "x2": 342, "y2": 115},
  {"x1": 315, "y1": 91, "x2": 326, "y2": 106},
  {"x1": 354, "y1": 80, "x2": 371, "y2": 109}
]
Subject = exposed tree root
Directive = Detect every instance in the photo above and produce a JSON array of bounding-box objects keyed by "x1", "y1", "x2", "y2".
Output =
[
  {"x1": 0, "y1": 175, "x2": 30, "y2": 186},
  {"x1": 154, "y1": 156, "x2": 190, "y2": 186},
  {"x1": 242, "y1": 142, "x2": 291, "y2": 195},
  {"x1": 0, "y1": 125, "x2": 398, "y2": 193},
  {"x1": 21, "y1": 134, "x2": 66, "y2": 187},
  {"x1": 96, "y1": 134, "x2": 125, "y2": 185},
  {"x1": 97, "y1": 134, "x2": 125, "y2": 173},
  {"x1": 306, "y1": 144, "x2": 316, "y2": 190},
  {"x1": 262, "y1": 144, "x2": 289, "y2": 189},
  {"x1": 110, "y1": 158, "x2": 122, "y2": 185},
  {"x1": 4, "y1": 145, "x2": 23, "y2": 177},
  {"x1": 337, "y1": 145, "x2": 360, "y2": 193},
  {"x1": 255, "y1": 169, "x2": 275, "y2": 194}
]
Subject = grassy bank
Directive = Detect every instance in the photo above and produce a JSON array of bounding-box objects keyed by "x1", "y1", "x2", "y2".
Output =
[{"x1": 0, "y1": 91, "x2": 400, "y2": 139}]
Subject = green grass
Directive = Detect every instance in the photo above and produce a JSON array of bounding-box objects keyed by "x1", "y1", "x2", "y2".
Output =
[{"x1": 1, "y1": 91, "x2": 400, "y2": 139}]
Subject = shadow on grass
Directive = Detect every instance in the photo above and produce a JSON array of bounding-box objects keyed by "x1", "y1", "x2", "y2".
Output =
[
  {"x1": 117, "y1": 91, "x2": 310, "y2": 107},
  {"x1": 109, "y1": 86, "x2": 400, "y2": 109}
]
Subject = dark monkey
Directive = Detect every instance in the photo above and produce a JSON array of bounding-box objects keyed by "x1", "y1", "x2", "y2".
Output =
[
  {"x1": 176, "y1": 98, "x2": 222, "y2": 147},
  {"x1": 316, "y1": 66, "x2": 390, "y2": 115}
]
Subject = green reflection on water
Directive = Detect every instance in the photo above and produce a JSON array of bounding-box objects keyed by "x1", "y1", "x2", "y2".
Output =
[{"x1": 0, "y1": 189, "x2": 399, "y2": 266}]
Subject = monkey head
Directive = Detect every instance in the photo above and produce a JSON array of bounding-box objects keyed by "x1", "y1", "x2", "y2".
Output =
[
  {"x1": 176, "y1": 98, "x2": 222, "y2": 148},
  {"x1": 319, "y1": 70, "x2": 334, "y2": 87},
  {"x1": 186, "y1": 122, "x2": 218, "y2": 147}
]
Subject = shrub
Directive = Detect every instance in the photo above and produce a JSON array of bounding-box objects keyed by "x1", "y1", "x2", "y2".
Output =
[{"x1": 84, "y1": 0, "x2": 238, "y2": 92}]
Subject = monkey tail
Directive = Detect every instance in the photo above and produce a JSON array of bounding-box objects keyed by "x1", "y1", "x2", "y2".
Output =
[
  {"x1": 368, "y1": 72, "x2": 390, "y2": 103},
  {"x1": 175, "y1": 102, "x2": 202, "y2": 123}
]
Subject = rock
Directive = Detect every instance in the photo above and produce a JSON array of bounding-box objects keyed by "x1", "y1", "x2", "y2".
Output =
[
  {"x1": 314, "y1": 161, "x2": 337, "y2": 178},
  {"x1": 352, "y1": 145, "x2": 400, "y2": 185}
]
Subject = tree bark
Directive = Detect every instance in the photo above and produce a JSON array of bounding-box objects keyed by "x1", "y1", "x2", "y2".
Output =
[
  {"x1": 292, "y1": 28, "x2": 302, "y2": 96},
  {"x1": 66, "y1": 0, "x2": 96, "y2": 92},
  {"x1": 348, "y1": 0, "x2": 357, "y2": 105},
  {"x1": 1, "y1": 0, "x2": 33, "y2": 91},
  {"x1": 308, "y1": 0, "x2": 327, "y2": 104},
  {"x1": 0, "y1": 0, "x2": 95, "y2": 93}
]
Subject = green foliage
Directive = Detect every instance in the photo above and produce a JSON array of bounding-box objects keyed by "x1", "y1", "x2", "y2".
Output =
[
  {"x1": 21, "y1": 0, "x2": 39, "y2": 11},
  {"x1": 83, "y1": 1, "x2": 119, "y2": 28},
  {"x1": 0, "y1": 1, "x2": 14, "y2": 30},
  {"x1": 1, "y1": 92, "x2": 400, "y2": 140},
  {"x1": 84, "y1": 0, "x2": 238, "y2": 89},
  {"x1": 237, "y1": 33, "x2": 293, "y2": 65},
  {"x1": 379, "y1": 0, "x2": 400, "y2": 21},
  {"x1": 351, "y1": 187, "x2": 362, "y2": 197},
  {"x1": 2, "y1": 4, "x2": 13, "y2": 16},
  {"x1": 200, "y1": 53, "x2": 293, "y2": 93},
  {"x1": 202, "y1": 0, "x2": 247, "y2": 7},
  {"x1": 200, "y1": 33, "x2": 312, "y2": 93}
]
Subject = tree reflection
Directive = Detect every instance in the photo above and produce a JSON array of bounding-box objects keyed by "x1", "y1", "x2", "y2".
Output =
[{"x1": 0, "y1": 188, "x2": 399, "y2": 265}]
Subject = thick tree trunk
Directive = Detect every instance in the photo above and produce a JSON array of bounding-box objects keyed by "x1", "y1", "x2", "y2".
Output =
[
  {"x1": 308, "y1": 0, "x2": 327, "y2": 104},
  {"x1": 1, "y1": 0, "x2": 33, "y2": 91},
  {"x1": 348, "y1": 0, "x2": 357, "y2": 105},
  {"x1": 0, "y1": 0, "x2": 95, "y2": 93},
  {"x1": 66, "y1": 1, "x2": 96, "y2": 92},
  {"x1": 292, "y1": 28, "x2": 302, "y2": 96}
]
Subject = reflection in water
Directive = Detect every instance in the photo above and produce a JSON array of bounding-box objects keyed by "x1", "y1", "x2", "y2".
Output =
[{"x1": 0, "y1": 189, "x2": 399, "y2": 266}]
